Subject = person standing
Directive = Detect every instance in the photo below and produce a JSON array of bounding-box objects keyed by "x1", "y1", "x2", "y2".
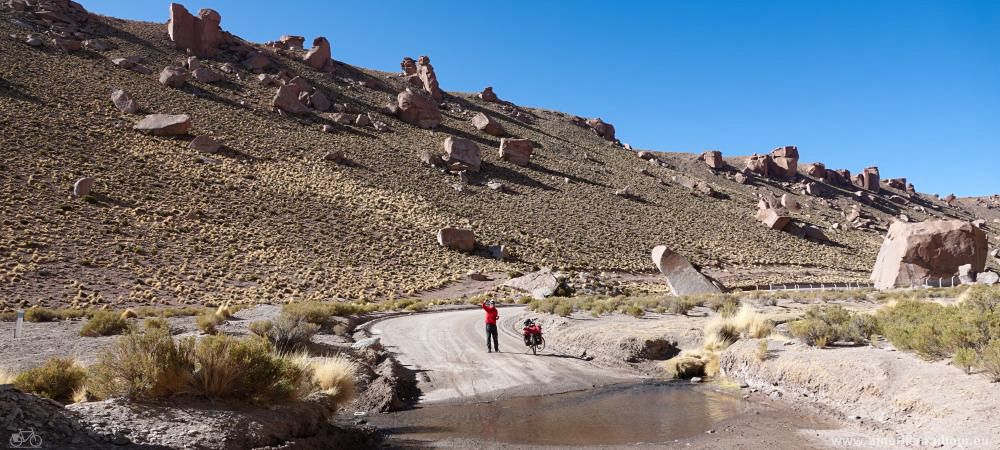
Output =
[{"x1": 482, "y1": 300, "x2": 500, "y2": 353}]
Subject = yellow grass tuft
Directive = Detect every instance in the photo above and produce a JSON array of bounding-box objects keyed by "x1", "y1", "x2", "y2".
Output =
[
  {"x1": 0, "y1": 367, "x2": 18, "y2": 385},
  {"x1": 120, "y1": 308, "x2": 138, "y2": 320},
  {"x1": 312, "y1": 356, "x2": 357, "y2": 403}
]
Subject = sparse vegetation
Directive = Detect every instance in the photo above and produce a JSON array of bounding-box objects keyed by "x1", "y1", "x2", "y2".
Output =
[
  {"x1": 978, "y1": 340, "x2": 1000, "y2": 382},
  {"x1": 88, "y1": 326, "x2": 193, "y2": 400},
  {"x1": 0, "y1": 367, "x2": 17, "y2": 385},
  {"x1": 953, "y1": 347, "x2": 977, "y2": 374},
  {"x1": 755, "y1": 339, "x2": 769, "y2": 361},
  {"x1": 265, "y1": 315, "x2": 319, "y2": 353},
  {"x1": 80, "y1": 310, "x2": 130, "y2": 337},
  {"x1": 196, "y1": 311, "x2": 225, "y2": 335},
  {"x1": 662, "y1": 350, "x2": 719, "y2": 379},
  {"x1": 789, "y1": 305, "x2": 871, "y2": 347},
  {"x1": 12, "y1": 357, "x2": 87, "y2": 403},
  {"x1": 312, "y1": 356, "x2": 357, "y2": 403}
]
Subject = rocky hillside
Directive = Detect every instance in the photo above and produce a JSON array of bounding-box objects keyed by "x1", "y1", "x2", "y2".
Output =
[{"x1": 1, "y1": 1, "x2": 995, "y2": 310}]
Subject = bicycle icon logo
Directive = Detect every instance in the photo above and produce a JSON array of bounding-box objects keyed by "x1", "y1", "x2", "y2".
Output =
[{"x1": 8, "y1": 429, "x2": 42, "y2": 448}]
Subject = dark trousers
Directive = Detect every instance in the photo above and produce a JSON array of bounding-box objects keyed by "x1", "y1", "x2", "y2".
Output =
[{"x1": 485, "y1": 323, "x2": 499, "y2": 351}]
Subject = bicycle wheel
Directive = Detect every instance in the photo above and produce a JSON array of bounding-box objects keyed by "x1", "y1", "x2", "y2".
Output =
[
  {"x1": 29, "y1": 435, "x2": 42, "y2": 447},
  {"x1": 538, "y1": 336, "x2": 546, "y2": 352}
]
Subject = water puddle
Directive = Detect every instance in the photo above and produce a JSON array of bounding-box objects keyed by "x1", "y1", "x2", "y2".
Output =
[{"x1": 369, "y1": 381, "x2": 745, "y2": 446}]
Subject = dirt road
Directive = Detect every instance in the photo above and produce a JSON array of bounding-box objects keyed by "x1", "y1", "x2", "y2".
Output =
[{"x1": 369, "y1": 306, "x2": 638, "y2": 404}]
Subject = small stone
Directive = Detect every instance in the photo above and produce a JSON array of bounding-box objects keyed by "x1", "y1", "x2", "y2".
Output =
[
  {"x1": 159, "y1": 66, "x2": 189, "y2": 88},
  {"x1": 324, "y1": 150, "x2": 346, "y2": 163},
  {"x1": 110, "y1": 89, "x2": 138, "y2": 114},
  {"x1": 189, "y1": 136, "x2": 220, "y2": 153},
  {"x1": 134, "y1": 114, "x2": 191, "y2": 136},
  {"x1": 73, "y1": 177, "x2": 95, "y2": 197}
]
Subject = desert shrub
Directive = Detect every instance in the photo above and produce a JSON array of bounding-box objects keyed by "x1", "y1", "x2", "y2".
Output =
[
  {"x1": 196, "y1": 312, "x2": 225, "y2": 335},
  {"x1": 13, "y1": 357, "x2": 87, "y2": 403},
  {"x1": 80, "y1": 311, "x2": 129, "y2": 337},
  {"x1": 662, "y1": 351, "x2": 720, "y2": 379},
  {"x1": 978, "y1": 339, "x2": 1000, "y2": 382},
  {"x1": 189, "y1": 335, "x2": 312, "y2": 402},
  {"x1": 953, "y1": 347, "x2": 977, "y2": 374},
  {"x1": 405, "y1": 301, "x2": 427, "y2": 312},
  {"x1": 249, "y1": 320, "x2": 273, "y2": 337},
  {"x1": 705, "y1": 295, "x2": 739, "y2": 314},
  {"x1": 666, "y1": 297, "x2": 697, "y2": 315},
  {"x1": 732, "y1": 304, "x2": 773, "y2": 338},
  {"x1": 267, "y1": 315, "x2": 319, "y2": 353},
  {"x1": 87, "y1": 326, "x2": 193, "y2": 400},
  {"x1": 312, "y1": 356, "x2": 357, "y2": 403},
  {"x1": 120, "y1": 309, "x2": 138, "y2": 320},
  {"x1": 554, "y1": 303, "x2": 574, "y2": 317},
  {"x1": 143, "y1": 317, "x2": 169, "y2": 330},
  {"x1": 24, "y1": 307, "x2": 85, "y2": 322},
  {"x1": 703, "y1": 315, "x2": 739, "y2": 351},
  {"x1": 281, "y1": 301, "x2": 374, "y2": 326},
  {"x1": 718, "y1": 302, "x2": 739, "y2": 318},
  {"x1": 789, "y1": 305, "x2": 869, "y2": 347},
  {"x1": 625, "y1": 305, "x2": 644, "y2": 318}
]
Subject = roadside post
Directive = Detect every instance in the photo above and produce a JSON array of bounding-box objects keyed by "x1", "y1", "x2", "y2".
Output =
[{"x1": 14, "y1": 310, "x2": 24, "y2": 339}]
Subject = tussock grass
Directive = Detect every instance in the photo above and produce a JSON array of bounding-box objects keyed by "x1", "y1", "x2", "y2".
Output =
[
  {"x1": 312, "y1": 356, "x2": 357, "y2": 403},
  {"x1": 12, "y1": 357, "x2": 87, "y2": 403},
  {"x1": 703, "y1": 304, "x2": 774, "y2": 352},
  {"x1": 80, "y1": 311, "x2": 130, "y2": 337},
  {"x1": 196, "y1": 311, "x2": 225, "y2": 334},
  {"x1": 662, "y1": 350, "x2": 720, "y2": 379},
  {"x1": 0, "y1": 367, "x2": 17, "y2": 385},
  {"x1": 88, "y1": 326, "x2": 193, "y2": 400}
]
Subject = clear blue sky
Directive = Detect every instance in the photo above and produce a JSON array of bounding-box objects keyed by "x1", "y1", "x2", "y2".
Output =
[{"x1": 85, "y1": 1, "x2": 999, "y2": 196}]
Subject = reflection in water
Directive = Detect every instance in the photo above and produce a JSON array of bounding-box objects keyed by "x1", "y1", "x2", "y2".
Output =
[{"x1": 371, "y1": 381, "x2": 744, "y2": 446}]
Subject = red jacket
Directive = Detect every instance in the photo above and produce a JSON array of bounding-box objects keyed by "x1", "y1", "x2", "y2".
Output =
[{"x1": 482, "y1": 303, "x2": 499, "y2": 325}]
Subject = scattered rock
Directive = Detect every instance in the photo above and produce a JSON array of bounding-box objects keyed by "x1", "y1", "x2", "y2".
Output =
[
  {"x1": 978, "y1": 271, "x2": 999, "y2": 286},
  {"x1": 651, "y1": 245, "x2": 722, "y2": 295},
  {"x1": 637, "y1": 151, "x2": 656, "y2": 161},
  {"x1": 191, "y1": 67, "x2": 221, "y2": 83},
  {"x1": 355, "y1": 113, "x2": 371, "y2": 127},
  {"x1": 499, "y1": 138, "x2": 533, "y2": 167},
  {"x1": 304, "y1": 37, "x2": 331, "y2": 70},
  {"x1": 770, "y1": 146, "x2": 798, "y2": 178},
  {"x1": 273, "y1": 84, "x2": 309, "y2": 114},
  {"x1": 436, "y1": 227, "x2": 475, "y2": 252},
  {"x1": 442, "y1": 137, "x2": 481, "y2": 173},
  {"x1": 781, "y1": 194, "x2": 800, "y2": 211},
  {"x1": 614, "y1": 186, "x2": 630, "y2": 198},
  {"x1": 756, "y1": 205, "x2": 791, "y2": 231},
  {"x1": 468, "y1": 271, "x2": 489, "y2": 281},
  {"x1": 505, "y1": 268, "x2": 561, "y2": 299},
  {"x1": 328, "y1": 113, "x2": 354, "y2": 125},
  {"x1": 972, "y1": 219, "x2": 986, "y2": 229},
  {"x1": 83, "y1": 39, "x2": 113, "y2": 51},
  {"x1": 24, "y1": 34, "x2": 43, "y2": 47},
  {"x1": 279, "y1": 35, "x2": 305, "y2": 50},
  {"x1": 745, "y1": 154, "x2": 776, "y2": 178},
  {"x1": 133, "y1": 114, "x2": 191, "y2": 136},
  {"x1": 959, "y1": 264, "x2": 976, "y2": 284},
  {"x1": 158, "y1": 66, "x2": 189, "y2": 88},
  {"x1": 73, "y1": 177, "x2": 95, "y2": 197},
  {"x1": 394, "y1": 88, "x2": 441, "y2": 129},
  {"x1": 803, "y1": 162, "x2": 826, "y2": 178},
  {"x1": 472, "y1": 112, "x2": 504, "y2": 136},
  {"x1": 110, "y1": 89, "x2": 138, "y2": 114},
  {"x1": 309, "y1": 90, "x2": 332, "y2": 112},
  {"x1": 324, "y1": 150, "x2": 346, "y2": 164},
  {"x1": 352, "y1": 336, "x2": 382, "y2": 350},
  {"x1": 871, "y1": 220, "x2": 988, "y2": 289},
  {"x1": 489, "y1": 245, "x2": 509, "y2": 260},
  {"x1": 242, "y1": 52, "x2": 271, "y2": 71},
  {"x1": 189, "y1": 135, "x2": 220, "y2": 153},
  {"x1": 112, "y1": 57, "x2": 153, "y2": 75}
]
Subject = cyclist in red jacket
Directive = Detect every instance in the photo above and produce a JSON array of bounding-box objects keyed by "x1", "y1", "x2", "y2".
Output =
[{"x1": 482, "y1": 300, "x2": 500, "y2": 353}]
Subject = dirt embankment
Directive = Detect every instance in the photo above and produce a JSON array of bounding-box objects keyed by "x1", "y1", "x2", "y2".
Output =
[{"x1": 722, "y1": 339, "x2": 1000, "y2": 449}]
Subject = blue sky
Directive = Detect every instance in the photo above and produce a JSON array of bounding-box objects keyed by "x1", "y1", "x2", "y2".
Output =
[{"x1": 85, "y1": 1, "x2": 999, "y2": 196}]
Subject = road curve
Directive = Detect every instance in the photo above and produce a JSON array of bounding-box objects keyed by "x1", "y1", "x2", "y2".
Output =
[{"x1": 369, "y1": 306, "x2": 638, "y2": 404}]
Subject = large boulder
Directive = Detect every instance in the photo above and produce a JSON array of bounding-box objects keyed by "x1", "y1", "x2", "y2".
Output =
[
  {"x1": 304, "y1": 37, "x2": 331, "y2": 70},
  {"x1": 861, "y1": 166, "x2": 880, "y2": 193},
  {"x1": 651, "y1": 245, "x2": 722, "y2": 296},
  {"x1": 191, "y1": 67, "x2": 222, "y2": 83},
  {"x1": 279, "y1": 35, "x2": 305, "y2": 50},
  {"x1": 167, "y1": 3, "x2": 224, "y2": 57},
  {"x1": 770, "y1": 146, "x2": 798, "y2": 178},
  {"x1": 400, "y1": 57, "x2": 417, "y2": 75},
  {"x1": 471, "y1": 112, "x2": 504, "y2": 136},
  {"x1": 871, "y1": 220, "x2": 988, "y2": 290},
  {"x1": 436, "y1": 227, "x2": 475, "y2": 252},
  {"x1": 395, "y1": 88, "x2": 441, "y2": 129},
  {"x1": 825, "y1": 169, "x2": 852, "y2": 186},
  {"x1": 134, "y1": 114, "x2": 191, "y2": 136},
  {"x1": 586, "y1": 117, "x2": 616, "y2": 141},
  {"x1": 504, "y1": 269, "x2": 561, "y2": 299},
  {"x1": 416, "y1": 55, "x2": 442, "y2": 102},
  {"x1": 442, "y1": 137, "x2": 481, "y2": 173},
  {"x1": 499, "y1": 138, "x2": 533, "y2": 167},
  {"x1": 73, "y1": 177, "x2": 95, "y2": 197},
  {"x1": 745, "y1": 154, "x2": 776, "y2": 178}
]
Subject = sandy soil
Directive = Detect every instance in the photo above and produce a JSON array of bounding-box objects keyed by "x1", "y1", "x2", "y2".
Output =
[{"x1": 367, "y1": 306, "x2": 640, "y2": 404}]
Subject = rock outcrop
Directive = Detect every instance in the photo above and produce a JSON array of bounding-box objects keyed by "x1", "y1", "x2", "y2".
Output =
[
  {"x1": 770, "y1": 146, "x2": 798, "y2": 178},
  {"x1": 478, "y1": 86, "x2": 499, "y2": 102},
  {"x1": 651, "y1": 245, "x2": 722, "y2": 296},
  {"x1": 400, "y1": 57, "x2": 417, "y2": 75},
  {"x1": 436, "y1": 227, "x2": 475, "y2": 252},
  {"x1": 499, "y1": 138, "x2": 533, "y2": 167},
  {"x1": 699, "y1": 150, "x2": 724, "y2": 170},
  {"x1": 416, "y1": 56, "x2": 442, "y2": 101},
  {"x1": 585, "y1": 117, "x2": 615, "y2": 141},
  {"x1": 861, "y1": 166, "x2": 880, "y2": 193},
  {"x1": 304, "y1": 37, "x2": 331, "y2": 70},
  {"x1": 167, "y1": 3, "x2": 224, "y2": 57},
  {"x1": 803, "y1": 162, "x2": 826, "y2": 178},
  {"x1": 394, "y1": 88, "x2": 441, "y2": 129},
  {"x1": 745, "y1": 154, "x2": 775, "y2": 178},
  {"x1": 871, "y1": 220, "x2": 988, "y2": 290}
]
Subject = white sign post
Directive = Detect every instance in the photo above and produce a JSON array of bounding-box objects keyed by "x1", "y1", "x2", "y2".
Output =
[{"x1": 14, "y1": 310, "x2": 24, "y2": 339}]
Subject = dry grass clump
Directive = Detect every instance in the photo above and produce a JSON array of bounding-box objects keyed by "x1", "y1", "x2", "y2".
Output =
[
  {"x1": 88, "y1": 327, "x2": 318, "y2": 402},
  {"x1": 281, "y1": 301, "x2": 378, "y2": 327},
  {"x1": 527, "y1": 294, "x2": 702, "y2": 318},
  {"x1": 12, "y1": 357, "x2": 87, "y2": 403},
  {"x1": 703, "y1": 304, "x2": 774, "y2": 352},
  {"x1": 662, "y1": 350, "x2": 720, "y2": 379},
  {"x1": 196, "y1": 311, "x2": 226, "y2": 334},
  {"x1": 261, "y1": 315, "x2": 320, "y2": 353},
  {"x1": 0, "y1": 367, "x2": 18, "y2": 384},
  {"x1": 312, "y1": 356, "x2": 357, "y2": 403},
  {"x1": 79, "y1": 310, "x2": 130, "y2": 337}
]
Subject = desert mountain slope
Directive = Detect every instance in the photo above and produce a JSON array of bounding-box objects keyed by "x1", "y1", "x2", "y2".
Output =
[{"x1": 1, "y1": 3, "x2": 994, "y2": 310}]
